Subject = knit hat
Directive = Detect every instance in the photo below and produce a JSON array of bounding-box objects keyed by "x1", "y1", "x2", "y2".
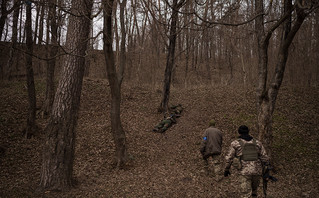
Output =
[
  {"x1": 209, "y1": 120, "x2": 216, "y2": 127},
  {"x1": 238, "y1": 125, "x2": 249, "y2": 134}
]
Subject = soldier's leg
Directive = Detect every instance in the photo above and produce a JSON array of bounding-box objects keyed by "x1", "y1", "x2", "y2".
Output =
[
  {"x1": 153, "y1": 125, "x2": 160, "y2": 132},
  {"x1": 162, "y1": 122, "x2": 170, "y2": 132},
  {"x1": 203, "y1": 156, "x2": 208, "y2": 167},
  {"x1": 213, "y1": 155, "x2": 222, "y2": 176},
  {"x1": 161, "y1": 126, "x2": 167, "y2": 132},
  {"x1": 153, "y1": 123, "x2": 163, "y2": 132},
  {"x1": 251, "y1": 175, "x2": 261, "y2": 197},
  {"x1": 202, "y1": 155, "x2": 210, "y2": 175},
  {"x1": 212, "y1": 155, "x2": 223, "y2": 181},
  {"x1": 239, "y1": 175, "x2": 252, "y2": 198}
]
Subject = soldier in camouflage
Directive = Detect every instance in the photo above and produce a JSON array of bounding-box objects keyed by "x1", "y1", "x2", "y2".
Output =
[
  {"x1": 224, "y1": 125, "x2": 269, "y2": 198},
  {"x1": 153, "y1": 114, "x2": 177, "y2": 133},
  {"x1": 170, "y1": 104, "x2": 183, "y2": 117}
]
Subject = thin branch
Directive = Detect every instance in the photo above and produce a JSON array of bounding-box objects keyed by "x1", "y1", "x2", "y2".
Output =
[{"x1": 194, "y1": 11, "x2": 265, "y2": 27}]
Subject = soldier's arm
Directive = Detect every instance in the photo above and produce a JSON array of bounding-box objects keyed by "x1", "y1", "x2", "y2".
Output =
[
  {"x1": 225, "y1": 141, "x2": 237, "y2": 170},
  {"x1": 258, "y1": 142, "x2": 270, "y2": 164},
  {"x1": 200, "y1": 130, "x2": 208, "y2": 154}
]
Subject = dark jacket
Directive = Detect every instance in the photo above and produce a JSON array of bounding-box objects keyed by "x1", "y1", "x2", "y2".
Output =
[{"x1": 200, "y1": 127, "x2": 223, "y2": 156}]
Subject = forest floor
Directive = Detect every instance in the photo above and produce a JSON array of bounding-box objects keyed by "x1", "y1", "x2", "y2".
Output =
[{"x1": 0, "y1": 78, "x2": 318, "y2": 198}]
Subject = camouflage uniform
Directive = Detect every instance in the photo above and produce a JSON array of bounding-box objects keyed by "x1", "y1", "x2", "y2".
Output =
[
  {"x1": 153, "y1": 115, "x2": 176, "y2": 133},
  {"x1": 170, "y1": 104, "x2": 183, "y2": 117},
  {"x1": 224, "y1": 126, "x2": 269, "y2": 198}
]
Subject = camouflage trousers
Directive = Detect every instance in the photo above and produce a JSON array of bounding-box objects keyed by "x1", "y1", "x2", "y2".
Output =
[
  {"x1": 239, "y1": 175, "x2": 261, "y2": 198},
  {"x1": 203, "y1": 154, "x2": 222, "y2": 177}
]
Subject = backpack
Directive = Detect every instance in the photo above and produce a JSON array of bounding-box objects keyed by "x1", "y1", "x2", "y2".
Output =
[{"x1": 239, "y1": 139, "x2": 259, "y2": 161}]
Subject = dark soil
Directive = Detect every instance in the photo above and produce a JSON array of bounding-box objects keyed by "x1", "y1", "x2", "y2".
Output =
[{"x1": 0, "y1": 79, "x2": 318, "y2": 198}]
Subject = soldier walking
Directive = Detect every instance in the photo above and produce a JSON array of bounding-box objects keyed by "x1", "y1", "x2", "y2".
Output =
[
  {"x1": 200, "y1": 120, "x2": 223, "y2": 180},
  {"x1": 224, "y1": 125, "x2": 269, "y2": 198}
]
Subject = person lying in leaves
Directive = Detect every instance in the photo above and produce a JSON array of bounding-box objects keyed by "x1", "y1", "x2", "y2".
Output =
[
  {"x1": 153, "y1": 114, "x2": 177, "y2": 133},
  {"x1": 170, "y1": 104, "x2": 183, "y2": 117}
]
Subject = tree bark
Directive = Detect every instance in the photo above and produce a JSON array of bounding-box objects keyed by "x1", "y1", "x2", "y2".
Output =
[
  {"x1": 0, "y1": 0, "x2": 21, "y2": 40},
  {"x1": 41, "y1": 0, "x2": 59, "y2": 116},
  {"x1": 33, "y1": 2, "x2": 41, "y2": 44},
  {"x1": 39, "y1": 0, "x2": 93, "y2": 191},
  {"x1": 38, "y1": 1, "x2": 45, "y2": 45},
  {"x1": 159, "y1": 0, "x2": 185, "y2": 113},
  {"x1": 118, "y1": 0, "x2": 127, "y2": 85},
  {"x1": 103, "y1": 0, "x2": 127, "y2": 168},
  {"x1": 0, "y1": 0, "x2": 9, "y2": 40},
  {"x1": 19, "y1": 5, "x2": 23, "y2": 43},
  {"x1": 255, "y1": 0, "x2": 308, "y2": 158},
  {"x1": 5, "y1": 0, "x2": 20, "y2": 80},
  {"x1": 24, "y1": 0, "x2": 37, "y2": 138}
]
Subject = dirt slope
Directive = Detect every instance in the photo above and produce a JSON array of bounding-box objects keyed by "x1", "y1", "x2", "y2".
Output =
[{"x1": 0, "y1": 79, "x2": 318, "y2": 198}]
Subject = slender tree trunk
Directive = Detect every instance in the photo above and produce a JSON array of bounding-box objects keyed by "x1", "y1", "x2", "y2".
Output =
[
  {"x1": 0, "y1": 0, "x2": 9, "y2": 40},
  {"x1": 5, "y1": 0, "x2": 20, "y2": 80},
  {"x1": 114, "y1": 3, "x2": 120, "y2": 69},
  {"x1": 24, "y1": 0, "x2": 37, "y2": 138},
  {"x1": 103, "y1": 0, "x2": 127, "y2": 168},
  {"x1": 183, "y1": 2, "x2": 191, "y2": 88},
  {"x1": 33, "y1": 3, "x2": 41, "y2": 44},
  {"x1": 41, "y1": 0, "x2": 59, "y2": 116},
  {"x1": 184, "y1": 31, "x2": 189, "y2": 87},
  {"x1": 38, "y1": 2, "x2": 45, "y2": 45},
  {"x1": 19, "y1": 5, "x2": 23, "y2": 43},
  {"x1": 159, "y1": 0, "x2": 184, "y2": 113},
  {"x1": 118, "y1": 0, "x2": 127, "y2": 85},
  {"x1": 315, "y1": 10, "x2": 319, "y2": 85},
  {"x1": 39, "y1": 0, "x2": 93, "y2": 191}
]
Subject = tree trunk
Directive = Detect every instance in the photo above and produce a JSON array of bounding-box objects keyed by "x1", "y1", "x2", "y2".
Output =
[
  {"x1": 41, "y1": 0, "x2": 59, "y2": 116},
  {"x1": 24, "y1": 0, "x2": 37, "y2": 138},
  {"x1": 33, "y1": 2, "x2": 40, "y2": 44},
  {"x1": 0, "y1": 0, "x2": 9, "y2": 40},
  {"x1": 18, "y1": 6, "x2": 22, "y2": 42},
  {"x1": 255, "y1": 0, "x2": 308, "y2": 158},
  {"x1": 39, "y1": 0, "x2": 93, "y2": 191},
  {"x1": 118, "y1": 0, "x2": 127, "y2": 85},
  {"x1": 5, "y1": 0, "x2": 20, "y2": 80},
  {"x1": 38, "y1": 2, "x2": 45, "y2": 45},
  {"x1": 159, "y1": 0, "x2": 184, "y2": 113},
  {"x1": 315, "y1": 9, "x2": 319, "y2": 85},
  {"x1": 103, "y1": 0, "x2": 127, "y2": 168}
]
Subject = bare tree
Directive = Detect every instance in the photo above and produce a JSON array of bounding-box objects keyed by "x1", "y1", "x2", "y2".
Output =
[
  {"x1": 255, "y1": 0, "x2": 313, "y2": 158},
  {"x1": 33, "y1": 1, "x2": 41, "y2": 44},
  {"x1": 0, "y1": 0, "x2": 21, "y2": 79},
  {"x1": 159, "y1": 0, "x2": 185, "y2": 113},
  {"x1": 41, "y1": 0, "x2": 59, "y2": 116},
  {"x1": 0, "y1": 0, "x2": 10, "y2": 40},
  {"x1": 103, "y1": 0, "x2": 127, "y2": 168},
  {"x1": 118, "y1": 0, "x2": 127, "y2": 83},
  {"x1": 38, "y1": 1, "x2": 45, "y2": 45},
  {"x1": 24, "y1": 0, "x2": 37, "y2": 138},
  {"x1": 5, "y1": 0, "x2": 20, "y2": 80},
  {"x1": 0, "y1": 0, "x2": 21, "y2": 40},
  {"x1": 39, "y1": 0, "x2": 93, "y2": 191},
  {"x1": 315, "y1": 9, "x2": 319, "y2": 85}
]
